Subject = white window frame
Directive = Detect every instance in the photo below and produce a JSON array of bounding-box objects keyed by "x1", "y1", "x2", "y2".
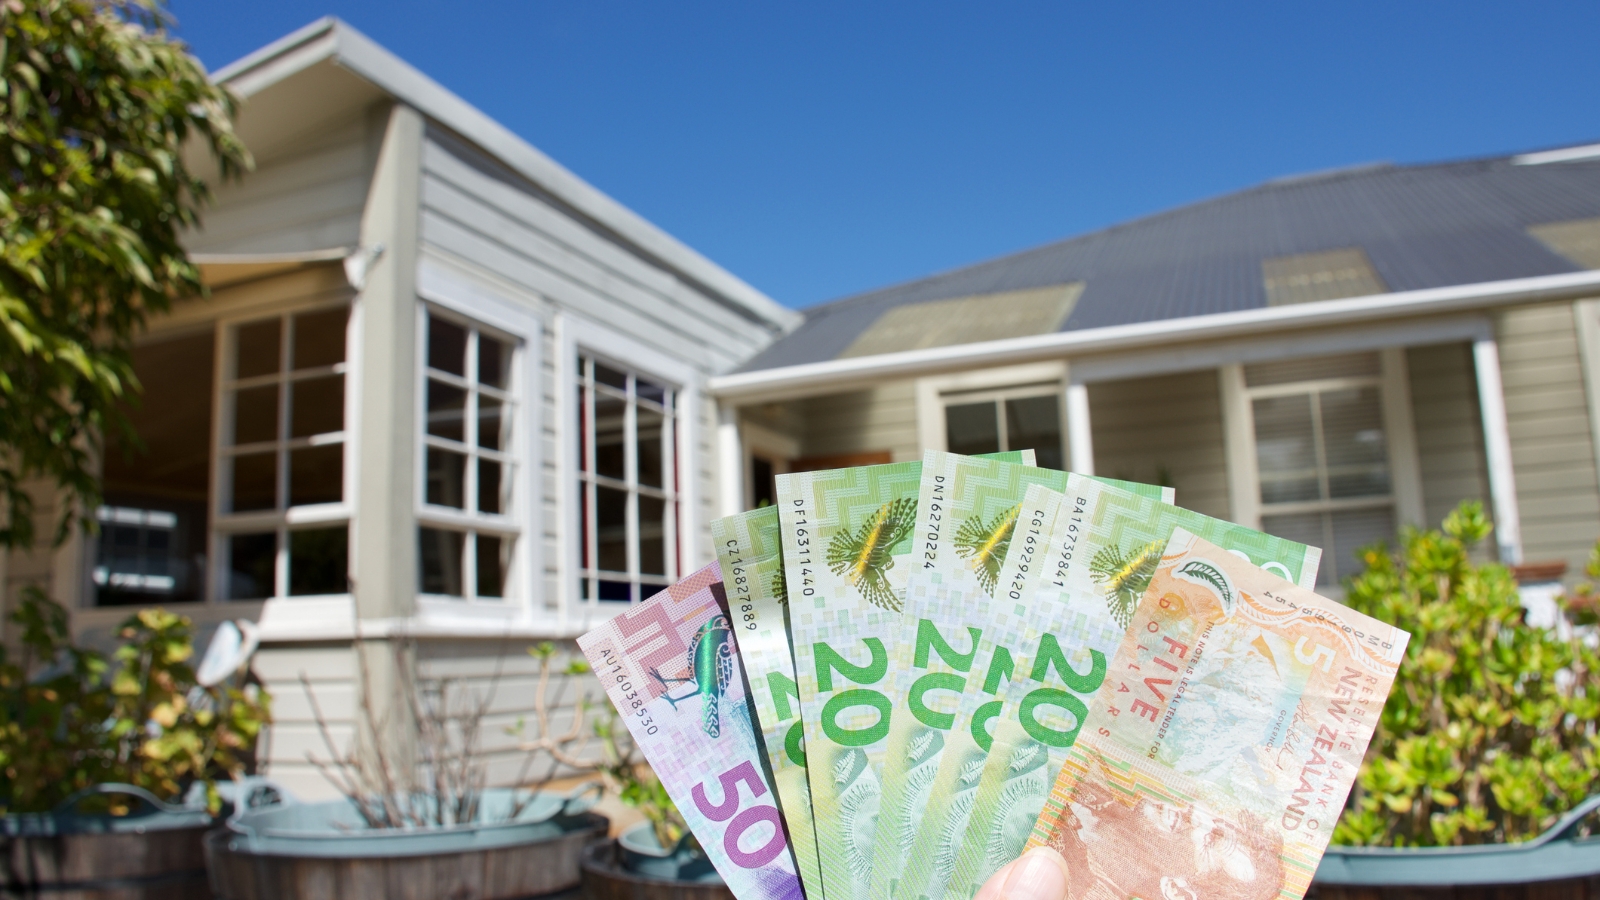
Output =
[
  {"x1": 558, "y1": 314, "x2": 699, "y2": 629},
  {"x1": 209, "y1": 299, "x2": 358, "y2": 603},
  {"x1": 916, "y1": 362, "x2": 1071, "y2": 463},
  {"x1": 1219, "y1": 347, "x2": 1424, "y2": 564},
  {"x1": 413, "y1": 300, "x2": 536, "y2": 618}
]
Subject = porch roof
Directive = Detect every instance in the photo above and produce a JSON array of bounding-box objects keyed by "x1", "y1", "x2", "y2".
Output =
[{"x1": 740, "y1": 146, "x2": 1600, "y2": 374}]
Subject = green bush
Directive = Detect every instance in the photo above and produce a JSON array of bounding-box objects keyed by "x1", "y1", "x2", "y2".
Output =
[
  {"x1": 1335, "y1": 502, "x2": 1600, "y2": 846},
  {"x1": 0, "y1": 589, "x2": 270, "y2": 813}
]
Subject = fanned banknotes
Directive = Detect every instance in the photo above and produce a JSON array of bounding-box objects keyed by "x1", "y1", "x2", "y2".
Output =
[
  {"x1": 713, "y1": 507, "x2": 826, "y2": 898},
  {"x1": 578, "y1": 564, "x2": 803, "y2": 900},
  {"x1": 869, "y1": 451, "x2": 1174, "y2": 900},
  {"x1": 1025, "y1": 529, "x2": 1408, "y2": 900},
  {"x1": 776, "y1": 452, "x2": 1031, "y2": 900},
  {"x1": 934, "y1": 477, "x2": 1318, "y2": 890}
]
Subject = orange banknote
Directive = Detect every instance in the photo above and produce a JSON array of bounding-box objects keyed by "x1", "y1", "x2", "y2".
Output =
[{"x1": 1025, "y1": 528, "x2": 1409, "y2": 900}]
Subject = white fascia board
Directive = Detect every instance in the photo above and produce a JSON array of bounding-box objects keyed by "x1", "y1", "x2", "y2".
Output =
[
  {"x1": 212, "y1": 19, "x2": 799, "y2": 335},
  {"x1": 710, "y1": 269, "x2": 1600, "y2": 404}
]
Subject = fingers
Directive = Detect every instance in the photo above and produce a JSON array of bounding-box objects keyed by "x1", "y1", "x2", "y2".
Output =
[{"x1": 973, "y1": 846, "x2": 1072, "y2": 900}]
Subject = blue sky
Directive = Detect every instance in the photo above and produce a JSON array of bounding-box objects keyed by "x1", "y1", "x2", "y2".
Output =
[{"x1": 172, "y1": 2, "x2": 1599, "y2": 309}]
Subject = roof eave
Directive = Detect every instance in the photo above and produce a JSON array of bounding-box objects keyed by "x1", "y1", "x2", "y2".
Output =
[
  {"x1": 709, "y1": 269, "x2": 1600, "y2": 404},
  {"x1": 209, "y1": 19, "x2": 801, "y2": 334}
]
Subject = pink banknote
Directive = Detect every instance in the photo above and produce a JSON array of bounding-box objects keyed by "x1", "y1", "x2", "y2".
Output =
[{"x1": 578, "y1": 563, "x2": 804, "y2": 900}]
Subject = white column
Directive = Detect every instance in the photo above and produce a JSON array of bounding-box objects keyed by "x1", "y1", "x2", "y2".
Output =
[
  {"x1": 1473, "y1": 337, "x2": 1523, "y2": 565},
  {"x1": 1218, "y1": 364, "x2": 1261, "y2": 529},
  {"x1": 716, "y1": 402, "x2": 744, "y2": 516},
  {"x1": 1066, "y1": 382, "x2": 1095, "y2": 475}
]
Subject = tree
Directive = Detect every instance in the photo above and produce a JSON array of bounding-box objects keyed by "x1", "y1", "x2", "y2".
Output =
[
  {"x1": 1334, "y1": 502, "x2": 1600, "y2": 847},
  {"x1": 0, "y1": 0, "x2": 248, "y2": 550}
]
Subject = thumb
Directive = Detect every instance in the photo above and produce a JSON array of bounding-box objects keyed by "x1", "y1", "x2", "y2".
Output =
[{"x1": 974, "y1": 846, "x2": 1071, "y2": 900}]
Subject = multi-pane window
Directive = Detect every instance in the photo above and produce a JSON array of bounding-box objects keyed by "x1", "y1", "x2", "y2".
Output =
[
  {"x1": 1247, "y1": 353, "x2": 1395, "y2": 587},
  {"x1": 418, "y1": 310, "x2": 519, "y2": 602},
  {"x1": 577, "y1": 355, "x2": 678, "y2": 603},
  {"x1": 216, "y1": 307, "x2": 351, "y2": 600},
  {"x1": 944, "y1": 387, "x2": 1064, "y2": 470}
]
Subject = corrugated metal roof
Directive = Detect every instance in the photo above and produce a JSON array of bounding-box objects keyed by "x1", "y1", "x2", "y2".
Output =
[{"x1": 740, "y1": 150, "x2": 1600, "y2": 372}]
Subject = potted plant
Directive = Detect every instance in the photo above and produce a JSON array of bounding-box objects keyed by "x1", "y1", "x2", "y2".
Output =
[
  {"x1": 579, "y1": 704, "x2": 733, "y2": 900},
  {"x1": 205, "y1": 640, "x2": 608, "y2": 900},
  {"x1": 0, "y1": 589, "x2": 269, "y2": 899},
  {"x1": 1312, "y1": 503, "x2": 1600, "y2": 898}
]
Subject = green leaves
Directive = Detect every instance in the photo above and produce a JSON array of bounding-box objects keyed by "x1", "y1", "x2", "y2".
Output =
[
  {"x1": 1, "y1": 0, "x2": 249, "y2": 551},
  {"x1": 1334, "y1": 501, "x2": 1600, "y2": 847},
  {"x1": 0, "y1": 589, "x2": 271, "y2": 813}
]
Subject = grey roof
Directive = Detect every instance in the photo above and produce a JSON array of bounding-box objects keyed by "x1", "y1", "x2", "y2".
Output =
[{"x1": 741, "y1": 149, "x2": 1600, "y2": 372}]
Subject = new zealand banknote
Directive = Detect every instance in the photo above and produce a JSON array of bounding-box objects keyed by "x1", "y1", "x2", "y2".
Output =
[
  {"x1": 1025, "y1": 529, "x2": 1408, "y2": 900},
  {"x1": 713, "y1": 507, "x2": 825, "y2": 899},
  {"x1": 915, "y1": 477, "x2": 1324, "y2": 896},
  {"x1": 870, "y1": 452, "x2": 1173, "y2": 900},
  {"x1": 578, "y1": 564, "x2": 803, "y2": 900},
  {"x1": 776, "y1": 452, "x2": 1030, "y2": 900}
]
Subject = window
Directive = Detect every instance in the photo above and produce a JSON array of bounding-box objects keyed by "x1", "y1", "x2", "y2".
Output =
[
  {"x1": 96, "y1": 330, "x2": 214, "y2": 606},
  {"x1": 944, "y1": 387, "x2": 1064, "y2": 470},
  {"x1": 576, "y1": 354, "x2": 678, "y2": 603},
  {"x1": 1246, "y1": 353, "x2": 1394, "y2": 587},
  {"x1": 418, "y1": 310, "x2": 519, "y2": 602},
  {"x1": 215, "y1": 307, "x2": 351, "y2": 600}
]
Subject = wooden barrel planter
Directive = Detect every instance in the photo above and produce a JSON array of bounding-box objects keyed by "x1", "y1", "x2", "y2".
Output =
[
  {"x1": 579, "y1": 825, "x2": 732, "y2": 900},
  {"x1": 1, "y1": 785, "x2": 215, "y2": 900},
  {"x1": 1310, "y1": 796, "x2": 1600, "y2": 900},
  {"x1": 205, "y1": 787, "x2": 607, "y2": 900}
]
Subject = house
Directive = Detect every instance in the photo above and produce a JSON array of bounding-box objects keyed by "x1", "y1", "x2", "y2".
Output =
[
  {"x1": 710, "y1": 147, "x2": 1600, "y2": 592},
  {"x1": 0, "y1": 18, "x2": 797, "y2": 798}
]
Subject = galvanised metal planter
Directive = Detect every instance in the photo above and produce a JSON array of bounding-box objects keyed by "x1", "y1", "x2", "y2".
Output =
[
  {"x1": 1311, "y1": 796, "x2": 1600, "y2": 900},
  {"x1": 205, "y1": 786, "x2": 607, "y2": 900},
  {"x1": 1, "y1": 784, "x2": 216, "y2": 900}
]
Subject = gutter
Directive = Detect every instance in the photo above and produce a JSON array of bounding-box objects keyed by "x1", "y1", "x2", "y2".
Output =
[{"x1": 708, "y1": 269, "x2": 1600, "y2": 404}]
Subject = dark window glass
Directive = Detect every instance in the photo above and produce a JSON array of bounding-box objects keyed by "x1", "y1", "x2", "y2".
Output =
[
  {"x1": 1005, "y1": 395, "x2": 1063, "y2": 471},
  {"x1": 1254, "y1": 394, "x2": 1320, "y2": 504},
  {"x1": 477, "y1": 395, "x2": 505, "y2": 451},
  {"x1": 229, "y1": 453, "x2": 277, "y2": 512},
  {"x1": 426, "y1": 448, "x2": 466, "y2": 509},
  {"x1": 946, "y1": 401, "x2": 1000, "y2": 456},
  {"x1": 577, "y1": 386, "x2": 589, "y2": 472},
  {"x1": 418, "y1": 527, "x2": 464, "y2": 596},
  {"x1": 478, "y1": 459, "x2": 504, "y2": 515},
  {"x1": 289, "y1": 527, "x2": 348, "y2": 595},
  {"x1": 289, "y1": 445, "x2": 343, "y2": 506},
  {"x1": 637, "y1": 378, "x2": 667, "y2": 405},
  {"x1": 636, "y1": 405, "x2": 665, "y2": 488},
  {"x1": 292, "y1": 308, "x2": 348, "y2": 369},
  {"x1": 233, "y1": 385, "x2": 278, "y2": 445},
  {"x1": 595, "y1": 363, "x2": 627, "y2": 389},
  {"x1": 428, "y1": 316, "x2": 467, "y2": 376},
  {"x1": 426, "y1": 379, "x2": 466, "y2": 443},
  {"x1": 597, "y1": 579, "x2": 632, "y2": 602},
  {"x1": 235, "y1": 319, "x2": 281, "y2": 379},
  {"x1": 596, "y1": 485, "x2": 628, "y2": 572},
  {"x1": 291, "y1": 376, "x2": 344, "y2": 438},
  {"x1": 593, "y1": 392, "x2": 626, "y2": 480},
  {"x1": 227, "y1": 532, "x2": 276, "y2": 600},
  {"x1": 1321, "y1": 387, "x2": 1390, "y2": 498},
  {"x1": 476, "y1": 533, "x2": 507, "y2": 599},
  {"x1": 578, "y1": 482, "x2": 590, "y2": 568},
  {"x1": 478, "y1": 335, "x2": 511, "y2": 389},
  {"x1": 638, "y1": 494, "x2": 667, "y2": 576}
]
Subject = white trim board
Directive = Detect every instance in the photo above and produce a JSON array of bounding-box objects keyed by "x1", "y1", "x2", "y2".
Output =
[{"x1": 710, "y1": 270, "x2": 1600, "y2": 404}]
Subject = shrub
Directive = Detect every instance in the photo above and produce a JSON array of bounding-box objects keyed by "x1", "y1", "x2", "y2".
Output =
[
  {"x1": 1334, "y1": 501, "x2": 1600, "y2": 846},
  {"x1": 0, "y1": 588, "x2": 270, "y2": 813}
]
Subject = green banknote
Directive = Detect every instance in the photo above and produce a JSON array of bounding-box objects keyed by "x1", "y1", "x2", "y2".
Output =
[
  {"x1": 712, "y1": 507, "x2": 824, "y2": 899},
  {"x1": 935, "y1": 477, "x2": 1324, "y2": 900},
  {"x1": 868, "y1": 452, "x2": 1173, "y2": 900},
  {"x1": 777, "y1": 452, "x2": 1030, "y2": 900}
]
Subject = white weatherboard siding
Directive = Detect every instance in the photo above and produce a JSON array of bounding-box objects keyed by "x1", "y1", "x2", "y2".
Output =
[
  {"x1": 183, "y1": 114, "x2": 375, "y2": 256},
  {"x1": 1089, "y1": 372, "x2": 1230, "y2": 522},
  {"x1": 1496, "y1": 302, "x2": 1600, "y2": 574},
  {"x1": 252, "y1": 644, "x2": 357, "y2": 800},
  {"x1": 1407, "y1": 343, "x2": 1493, "y2": 531},
  {"x1": 795, "y1": 380, "x2": 921, "y2": 462}
]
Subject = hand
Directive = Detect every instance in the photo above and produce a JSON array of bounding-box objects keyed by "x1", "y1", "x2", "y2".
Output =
[{"x1": 973, "y1": 846, "x2": 1071, "y2": 900}]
